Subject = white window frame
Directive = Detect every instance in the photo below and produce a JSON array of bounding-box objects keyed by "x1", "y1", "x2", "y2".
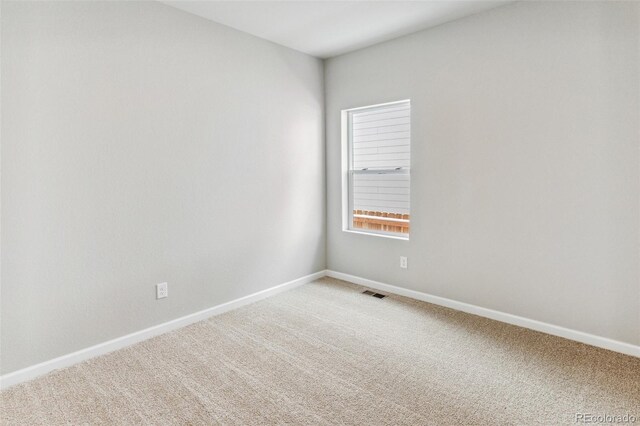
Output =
[{"x1": 341, "y1": 99, "x2": 410, "y2": 240}]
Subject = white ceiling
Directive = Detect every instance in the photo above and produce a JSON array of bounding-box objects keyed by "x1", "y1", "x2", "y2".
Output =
[{"x1": 162, "y1": 1, "x2": 512, "y2": 58}]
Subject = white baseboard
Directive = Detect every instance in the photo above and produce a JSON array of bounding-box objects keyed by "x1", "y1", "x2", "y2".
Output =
[
  {"x1": 0, "y1": 270, "x2": 326, "y2": 390},
  {"x1": 3, "y1": 268, "x2": 637, "y2": 391},
  {"x1": 326, "y1": 270, "x2": 640, "y2": 358}
]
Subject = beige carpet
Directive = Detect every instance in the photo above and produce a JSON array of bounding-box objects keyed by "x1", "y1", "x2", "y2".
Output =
[{"x1": 1, "y1": 277, "x2": 639, "y2": 425}]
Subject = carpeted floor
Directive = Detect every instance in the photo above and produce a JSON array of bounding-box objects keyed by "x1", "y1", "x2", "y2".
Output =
[{"x1": 1, "y1": 277, "x2": 639, "y2": 425}]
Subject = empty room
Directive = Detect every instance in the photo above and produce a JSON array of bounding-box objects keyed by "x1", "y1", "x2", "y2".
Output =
[{"x1": 1, "y1": 0, "x2": 639, "y2": 424}]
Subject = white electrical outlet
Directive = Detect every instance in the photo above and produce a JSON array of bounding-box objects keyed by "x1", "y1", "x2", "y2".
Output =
[
  {"x1": 156, "y1": 282, "x2": 168, "y2": 299},
  {"x1": 400, "y1": 256, "x2": 408, "y2": 269}
]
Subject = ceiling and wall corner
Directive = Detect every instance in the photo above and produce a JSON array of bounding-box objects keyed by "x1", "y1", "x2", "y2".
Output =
[{"x1": 161, "y1": 1, "x2": 513, "y2": 58}]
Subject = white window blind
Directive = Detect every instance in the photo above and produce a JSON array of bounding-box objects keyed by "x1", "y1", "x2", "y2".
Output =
[{"x1": 346, "y1": 100, "x2": 410, "y2": 236}]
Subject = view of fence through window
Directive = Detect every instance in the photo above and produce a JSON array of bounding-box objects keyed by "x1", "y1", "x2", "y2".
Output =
[{"x1": 348, "y1": 101, "x2": 410, "y2": 235}]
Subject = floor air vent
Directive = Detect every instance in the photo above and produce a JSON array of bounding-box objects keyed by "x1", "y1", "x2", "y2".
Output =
[{"x1": 362, "y1": 290, "x2": 387, "y2": 299}]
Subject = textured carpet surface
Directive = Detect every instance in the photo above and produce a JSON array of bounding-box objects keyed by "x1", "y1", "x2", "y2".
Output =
[{"x1": 1, "y1": 277, "x2": 639, "y2": 425}]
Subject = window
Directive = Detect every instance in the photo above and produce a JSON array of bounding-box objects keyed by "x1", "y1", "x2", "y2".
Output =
[{"x1": 342, "y1": 100, "x2": 410, "y2": 238}]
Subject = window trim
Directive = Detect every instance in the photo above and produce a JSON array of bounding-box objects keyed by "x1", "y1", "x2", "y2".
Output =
[{"x1": 341, "y1": 99, "x2": 411, "y2": 240}]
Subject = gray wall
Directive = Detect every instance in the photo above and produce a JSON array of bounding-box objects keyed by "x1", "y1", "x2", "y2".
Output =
[
  {"x1": 326, "y1": 1, "x2": 640, "y2": 345},
  {"x1": 1, "y1": 1, "x2": 325, "y2": 374},
  {"x1": 2, "y1": 0, "x2": 638, "y2": 376}
]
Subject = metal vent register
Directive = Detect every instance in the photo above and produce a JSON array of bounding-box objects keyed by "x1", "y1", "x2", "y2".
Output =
[{"x1": 362, "y1": 290, "x2": 387, "y2": 299}]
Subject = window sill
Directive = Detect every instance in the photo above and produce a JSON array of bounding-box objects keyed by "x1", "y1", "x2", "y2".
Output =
[{"x1": 343, "y1": 229, "x2": 409, "y2": 241}]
